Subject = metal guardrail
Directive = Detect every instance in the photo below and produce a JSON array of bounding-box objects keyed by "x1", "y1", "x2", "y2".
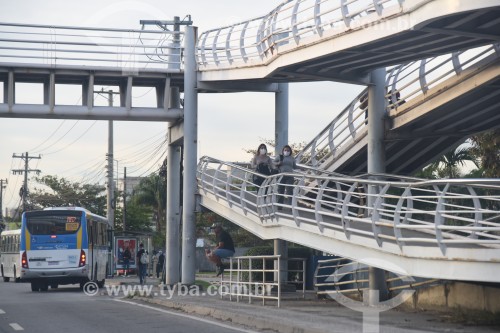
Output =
[
  {"x1": 198, "y1": 156, "x2": 500, "y2": 255},
  {"x1": 296, "y1": 43, "x2": 500, "y2": 169},
  {"x1": 220, "y1": 255, "x2": 282, "y2": 307},
  {"x1": 0, "y1": 22, "x2": 183, "y2": 71},
  {"x1": 197, "y1": 0, "x2": 406, "y2": 68},
  {"x1": 219, "y1": 255, "x2": 307, "y2": 307},
  {"x1": 314, "y1": 257, "x2": 439, "y2": 298}
]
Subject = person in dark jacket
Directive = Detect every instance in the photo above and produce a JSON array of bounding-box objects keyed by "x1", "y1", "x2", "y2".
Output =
[
  {"x1": 205, "y1": 224, "x2": 235, "y2": 276},
  {"x1": 136, "y1": 243, "x2": 148, "y2": 285},
  {"x1": 274, "y1": 145, "x2": 300, "y2": 210}
]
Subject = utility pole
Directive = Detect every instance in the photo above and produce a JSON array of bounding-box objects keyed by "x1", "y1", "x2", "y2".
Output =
[
  {"x1": 0, "y1": 179, "x2": 7, "y2": 222},
  {"x1": 95, "y1": 88, "x2": 119, "y2": 229},
  {"x1": 95, "y1": 88, "x2": 119, "y2": 278},
  {"x1": 123, "y1": 167, "x2": 127, "y2": 232},
  {"x1": 12, "y1": 152, "x2": 41, "y2": 213}
]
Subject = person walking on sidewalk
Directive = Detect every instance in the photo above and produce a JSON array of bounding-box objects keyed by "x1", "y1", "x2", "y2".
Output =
[
  {"x1": 156, "y1": 251, "x2": 165, "y2": 279},
  {"x1": 205, "y1": 224, "x2": 235, "y2": 276},
  {"x1": 122, "y1": 246, "x2": 131, "y2": 276},
  {"x1": 137, "y1": 243, "x2": 148, "y2": 285}
]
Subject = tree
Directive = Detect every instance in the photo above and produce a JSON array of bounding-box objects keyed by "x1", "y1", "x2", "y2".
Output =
[
  {"x1": 117, "y1": 200, "x2": 153, "y2": 232},
  {"x1": 132, "y1": 173, "x2": 166, "y2": 234},
  {"x1": 31, "y1": 175, "x2": 107, "y2": 216},
  {"x1": 470, "y1": 129, "x2": 500, "y2": 178},
  {"x1": 426, "y1": 145, "x2": 478, "y2": 178}
]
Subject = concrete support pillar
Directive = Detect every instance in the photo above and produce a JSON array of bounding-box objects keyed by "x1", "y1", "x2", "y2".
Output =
[
  {"x1": 165, "y1": 16, "x2": 183, "y2": 286},
  {"x1": 367, "y1": 67, "x2": 389, "y2": 304},
  {"x1": 274, "y1": 82, "x2": 289, "y2": 283},
  {"x1": 181, "y1": 25, "x2": 198, "y2": 285},
  {"x1": 275, "y1": 83, "x2": 289, "y2": 153},
  {"x1": 166, "y1": 144, "x2": 182, "y2": 285}
]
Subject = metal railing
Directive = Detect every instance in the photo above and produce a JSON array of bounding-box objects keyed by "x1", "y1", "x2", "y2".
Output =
[
  {"x1": 314, "y1": 257, "x2": 439, "y2": 298},
  {"x1": 296, "y1": 43, "x2": 500, "y2": 169},
  {"x1": 220, "y1": 255, "x2": 281, "y2": 307},
  {"x1": 0, "y1": 22, "x2": 183, "y2": 71},
  {"x1": 198, "y1": 156, "x2": 500, "y2": 255},
  {"x1": 197, "y1": 0, "x2": 407, "y2": 69},
  {"x1": 219, "y1": 255, "x2": 307, "y2": 307}
]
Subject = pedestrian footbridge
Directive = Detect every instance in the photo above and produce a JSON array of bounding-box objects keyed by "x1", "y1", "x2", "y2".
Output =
[
  {"x1": 297, "y1": 43, "x2": 500, "y2": 175},
  {"x1": 197, "y1": 157, "x2": 500, "y2": 283},
  {"x1": 195, "y1": 0, "x2": 500, "y2": 283},
  {"x1": 197, "y1": 0, "x2": 500, "y2": 85},
  {"x1": 0, "y1": 0, "x2": 499, "y2": 283}
]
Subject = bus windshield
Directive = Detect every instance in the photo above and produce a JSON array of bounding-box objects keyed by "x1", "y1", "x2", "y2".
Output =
[{"x1": 26, "y1": 212, "x2": 82, "y2": 235}]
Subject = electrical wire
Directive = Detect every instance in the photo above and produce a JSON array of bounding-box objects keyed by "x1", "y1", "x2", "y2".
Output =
[
  {"x1": 27, "y1": 120, "x2": 67, "y2": 152},
  {"x1": 33, "y1": 120, "x2": 80, "y2": 154},
  {"x1": 42, "y1": 120, "x2": 98, "y2": 155}
]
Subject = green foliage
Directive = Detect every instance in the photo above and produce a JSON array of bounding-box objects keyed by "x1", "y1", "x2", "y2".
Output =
[
  {"x1": 153, "y1": 232, "x2": 166, "y2": 250},
  {"x1": 415, "y1": 144, "x2": 478, "y2": 179},
  {"x1": 132, "y1": 173, "x2": 166, "y2": 234},
  {"x1": 196, "y1": 211, "x2": 269, "y2": 247},
  {"x1": 245, "y1": 246, "x2": 273, "y2": 256},
  {"x1": 469, "y1": 129, "x2": 500, "y2": 178},
  {"x1": 31, "y1": 175, "x2": 106, "y2": 216},
  {"x1": 116, "y1": 200, "x2": 153, "y2": 232}
]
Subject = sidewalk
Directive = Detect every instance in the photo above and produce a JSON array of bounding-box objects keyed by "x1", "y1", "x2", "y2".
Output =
[{"x1": 105, "y1": 274, "x2": 500, "y2": 333}]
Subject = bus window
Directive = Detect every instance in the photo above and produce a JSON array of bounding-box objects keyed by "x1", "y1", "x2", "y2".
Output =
[{"x1": 26, "y1": 214, "x2": 81, "y2": 235}]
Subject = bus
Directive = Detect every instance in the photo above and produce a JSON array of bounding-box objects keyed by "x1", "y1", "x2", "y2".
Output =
[
  {"x1": 20, "y1": 207, "x2": 112, "y2": 292},
  {"x1": 0, "y1": 229, "x2": 22, "y2": 282}
]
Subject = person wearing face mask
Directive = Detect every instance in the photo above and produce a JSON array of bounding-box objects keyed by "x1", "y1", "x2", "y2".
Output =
[
  {"x1": 274, "y1": 145, "x2": 298, "y2": 210},
  {"x1": 251, "y1": 143, "x2": 275, "y2": 187}
]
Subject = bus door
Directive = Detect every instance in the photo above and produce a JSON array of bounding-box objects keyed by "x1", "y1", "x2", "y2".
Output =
[{"x1": 88, "y1": 219, "x2": 94, "y2": 279}]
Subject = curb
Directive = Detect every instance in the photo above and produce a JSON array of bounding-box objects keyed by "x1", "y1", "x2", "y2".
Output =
[{"x1": 135, "y1": 296, "x2": 327, "y2": 333}]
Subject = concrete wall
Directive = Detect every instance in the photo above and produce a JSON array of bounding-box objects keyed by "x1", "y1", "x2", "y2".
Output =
[{"x1": 403, "y1": 282, "x2": 500, "y2": 314}]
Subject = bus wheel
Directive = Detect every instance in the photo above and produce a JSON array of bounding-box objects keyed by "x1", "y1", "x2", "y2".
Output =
[
  {"x1": 1, "y1": 267, "x2": 9, "y2": 282},
  {"x1": 31, "y1": 282, "x2": 40, "y2": 292},
  {"x1": 14, "y1": 268, "x2": 20, "y2": 283},
  {"x1": 40, "y1": 283, "x2": 49, "y2": 292},
  {"x1": 50, "y1": 284, "x2": 59, "y2": 289}
]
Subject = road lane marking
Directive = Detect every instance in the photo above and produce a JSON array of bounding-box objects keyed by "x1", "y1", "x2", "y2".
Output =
[
  {"x1": 9, "y1": 323, "x2": 24, "y2": 331},
  {"x1": 0, "y1": 309, "x2": 5, "y2": 314},
  {"x1": 113, "y1": 299, "x2": 258, "y2": 333}
]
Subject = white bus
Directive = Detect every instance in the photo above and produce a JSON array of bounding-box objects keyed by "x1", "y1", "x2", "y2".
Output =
[
  {"x1": 0, "y1": 229, "x2": 22, "y2": 282},
  {"x1": 20, "y1": 207, "x2": 112, "y2": 292}
]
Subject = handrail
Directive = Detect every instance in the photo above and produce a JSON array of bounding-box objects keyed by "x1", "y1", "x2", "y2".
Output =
[
  {"x1": 197, "y1": 156, "x2": 500, "y2": 255},
  {"x1": 197, "y1": 0, "x2": 407, "y2": 69},
  {"x1": 314, "y1": 257, "x2": 439, "y2": 297},
  {"x1": 0, "y1": 22, "x2": 183, "y2": 70},
  {"x1": 220, "y1": 255, "x2": 282, "y2": 307},
  {"x1": 219, "y1": 255, "x2": 307, "y2": 307},
  {"x1": 296, "y1": 43, "x2": 500, "y2": 169}
]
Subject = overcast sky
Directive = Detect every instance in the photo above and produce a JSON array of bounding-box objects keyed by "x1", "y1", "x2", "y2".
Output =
[{"x1": 0, "y1": 0, "x2": 363, "y2": 209}]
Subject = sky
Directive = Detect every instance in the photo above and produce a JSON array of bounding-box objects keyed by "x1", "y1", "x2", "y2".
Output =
[{"x1": 0, "y1": 0, "x2": 363, "y2": 210}]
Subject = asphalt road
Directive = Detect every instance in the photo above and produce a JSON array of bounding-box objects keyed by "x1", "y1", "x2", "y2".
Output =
[{"x1": 0, "y1": 280, "x2": 256, "y2": 333}]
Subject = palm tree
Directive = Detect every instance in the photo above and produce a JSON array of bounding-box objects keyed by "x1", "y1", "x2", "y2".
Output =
[{"x1": 429, "y1": 145, "x2": 478, "y2": 178}]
